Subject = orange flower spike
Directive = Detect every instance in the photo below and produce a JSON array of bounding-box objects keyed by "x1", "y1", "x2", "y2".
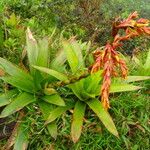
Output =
[
  {"x1": 119, "y1": 60, "x2": 128, "y2": 78},
  {"x1": 136, "y1": 18, "x2": 149, "y2": 27},
  {"x1": 100, "y1": 44, "x2": 113, "y2": 109},
  {"x1": 112, "y1": 12, "x2": 139, "y2": 37},
  {"x1": 127, "y1": 11, "x2": 138, "y2": 20},
  {"x1": 116, "y1": 11, "x2": 138, "y2": 28},
  {"x1": 90, "y1": 12, "x2": 150, "y2": 110},
  {"x1": 142, "y1": 27, "x2": 150, "y2": 35}
]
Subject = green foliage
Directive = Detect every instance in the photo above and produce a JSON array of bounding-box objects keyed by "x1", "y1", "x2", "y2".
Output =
[
  {"x1": 71, "y1": 101, "x2": 86, "y2": 143},
  {"x1": 86, "y1": 99, "x2": 118, "y2": 137},
  {"x1": 0, "y1": 1, "x2": 149, "y2": 149},
  {"x1": 133, "y1": 49, "x2": 150, "y2": 76},
  {"x1": 0, "y1": 29, "x2": 65, "y2": 148},
  {"x1": 13, "y1": 124, "x2": 29, "y2": 150},
  {"x1": 0, "y1": 92, "x2": 36, "y2": 118},
  {"x1": 0, "y1": 89, "x2": 18, "y2": 107},
  {"x1": 0, "y1": 28, "x2": 149, "y2": 149},
  {"x1": 0, "y1": 12, "x2": 25, "y2": 62}
]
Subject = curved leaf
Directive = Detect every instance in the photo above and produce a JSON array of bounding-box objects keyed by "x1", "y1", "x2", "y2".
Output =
[
  {"x1": 126, "y1": 76, "x2": 150, "y2": 82},
  {"x1": 0, "y1": 89, "x2": 18, "y2": 107},
  {"x1": 71, "y1": 40, "x2": 85, "y2": 68},
  {"x1": 0, "y1": 93, "x2": 36, "y2": 118},
  {"x1": 68, "y1": 80, "x2": 84, "y2": 100},
  {"x1": 36, "y1": 38, "x2": 49, "y2": 68},
  {"x1": 110, "y1": 84, "x2": 142, "y2": 93},
  {"x1": 1, "y1": 76, "x2": 35, "y2": 93},
  {"x1": 50, "y1": 49, "x2": 66, "y2": 72},
  {"x1": 42, "y1": 94, "x2": 65, "y2": 106},
  {"x1": 86, "y1": 99, "x2": 118, "y2": 137},
  {"x1": 0, "y1": 57, "x2": 33, "y2": 81},
  {"x1": 33, "y1": 66, "x2": 68, "y2": 81},
  {"x1": 13, "y1": 124, "x2": 29, "y2": 150},
  {"x1": 26, "y1": 28, "x2": 38, "y2": 73},
  {"x1": 62, "y1": 40, "x2": 79, "y2": 73},
  {"x1": 71, "y1": 101, "x2": 86, "y2": 143},
  {"x1": 45, "y1": 101, "x2": 74, "y2": 125},
  {"x1": 38, "y1": 101, "x2": 57, "y2": 139}
]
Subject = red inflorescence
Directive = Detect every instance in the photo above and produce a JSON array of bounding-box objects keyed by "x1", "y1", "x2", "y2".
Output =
[{"x1": 90, "y1": 11, "x2": 150, "y2": 109}]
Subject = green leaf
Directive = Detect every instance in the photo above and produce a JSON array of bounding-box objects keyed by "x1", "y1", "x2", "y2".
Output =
[
  {"x1": 110, "y1": 84, "x2": 143, "y2": 93},
  {"x1": 71, "y1": 101, "x2": 86, "y2": 143},
  {"x1": 45, "y1": 101, "x2": 74, "y2": 125},
  {"x1": 6, "y1": 13, "x2": 18, "y2": 27},
  {"x1": 36, "y1": 38, "x2": 49, "y2": 67},
  {"x1": 71, "y1": 40, "x2": 85, "y2": 69},
  {"x1": 95, "y1": 83, "x2": 143, "y2": 96},
  {"x1": 68, "y1": 80, "x2": 84, "y2": 100},
  {"x1": 84, "y1": 70, "x2": 102, "y2": 94},
  {"x1": 47, "y1": 123, "x2": 57, "y2": 140},
  {"x1": 126, "y1": 76, "x2": 150, "y2": 82},
  {"x1": 38, "y1": 101, "x2": 54, "y2": 119},
  {"x1": 144, "y1": 49, "x2": 150, "y2": 70},
  {"x1": 42, "y1": 94, "x2": 65, "y2": 106},
  {"x1": 0, "y1": 57, "x2": 35, "y2": 92},
  {"x1": 13, "y1": 124, "x2": 29, "y2": 150},
  {"x1": 0, "y1": 89, "x2": 18, "y2": 107},
  {"x1": 62, "y1": 40, "x2": 79, "y2": 73},
  {"x1": 69, "y1": 77, "x2": 97, "y2": 101},
  {"x1": 0, "y1": 93, "x2": 36, "y2": 118},
  {"x1": 0, "y1": 57, "x2": 33, "y2": 82},
  {"x1": 86, "y1": 99, "x2": 118, "y2": 137},
  {"x1": 50, "y1": 49, "x2": 66, "y2": 72},
  {"x1": 33, "y1": 66, "x2": 68, "y2": 81},
  {"x1": 26, "y1": 28, "x2": 38, "y2": 73},
  {"x1": 38, "y1": 101, "x2": 57, "y2": 139},
  {"x1": 1, "y1": 76, "x2": 35, "y2": 93},
  {"x1": 26, "y1": 28, "x2": 49, "y2": 88}
]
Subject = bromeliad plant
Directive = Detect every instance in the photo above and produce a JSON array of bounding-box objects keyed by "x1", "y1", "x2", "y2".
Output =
[
  {"x1": 33, "y1": 39, "x2": 149, "y2": 143},
  {"x1": 0, "y1": 13, "x2": 150, "y2": 148},
  {"x1": 38, "y1": 38, "x2": 149, "y2": 143}
]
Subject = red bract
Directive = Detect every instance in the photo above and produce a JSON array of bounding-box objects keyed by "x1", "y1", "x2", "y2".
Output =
[
  {"x1": 91, "y1": 12, "x2": 150, "y2": 110},
  {"x1": 112, "y1": 11, "x2": 150, "y2": 36},
  {"x1": 91, "y1": 43, "x2": 128, "y2": 109}
]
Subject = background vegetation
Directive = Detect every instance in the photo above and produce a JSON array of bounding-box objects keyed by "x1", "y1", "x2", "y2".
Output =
[{"x1": 0, "y1": 0, "x2": 150, "y2": 149}]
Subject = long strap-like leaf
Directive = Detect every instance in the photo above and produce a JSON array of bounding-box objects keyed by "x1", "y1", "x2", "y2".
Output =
[
  {"x1": 1, "y1": 76, "x2": 35, "y2": 93},
  {"x1": 62, "y1": 40, "x2": 79, "y2": 73},
  {"x1": 126, "y1": 76, "x2": 150, "y2": 82},
  {"x1": 0, "y1": 89, "x2": 18, "y2": 107},
  {"x1": 33, "y1": 66, "x2": 68, "y2": 81},
  {"x1": 0, "y1": 57, "x2": 33, "y2": 81},
  {"x1": 38, "y1": 101, "x2": 57, "y2": 139},
  {"x1": 86, "y1": 98, "x2": 118, "y2": 137},
  {"x1": 13, "y1": 124, "x2": 29, "y2": 150},
  {"x1": 45, "y1": 101, "x2": 74, "y2": 125},
  {"x1": 41, "y1": 94, "x2": 65, "y2": 106},
  {"x1": 0, "y1": 92, "x2": 36, "y2": 118},
  {"x1": 71, "y1": 101, "x2": 86, "y2": 143}
]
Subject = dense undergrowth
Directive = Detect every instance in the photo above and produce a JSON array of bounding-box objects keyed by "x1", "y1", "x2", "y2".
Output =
[{"x1": 0, "y1": 0, "x2": 150, "y2": 150}]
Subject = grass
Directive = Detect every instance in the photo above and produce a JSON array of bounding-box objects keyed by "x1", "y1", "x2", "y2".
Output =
[
  {"x1": 2, "y1": 90, "x2": 147, "y2": 150},
  {"x1": 54, "y1": 92, "x2": 149, "y2": 150}
]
